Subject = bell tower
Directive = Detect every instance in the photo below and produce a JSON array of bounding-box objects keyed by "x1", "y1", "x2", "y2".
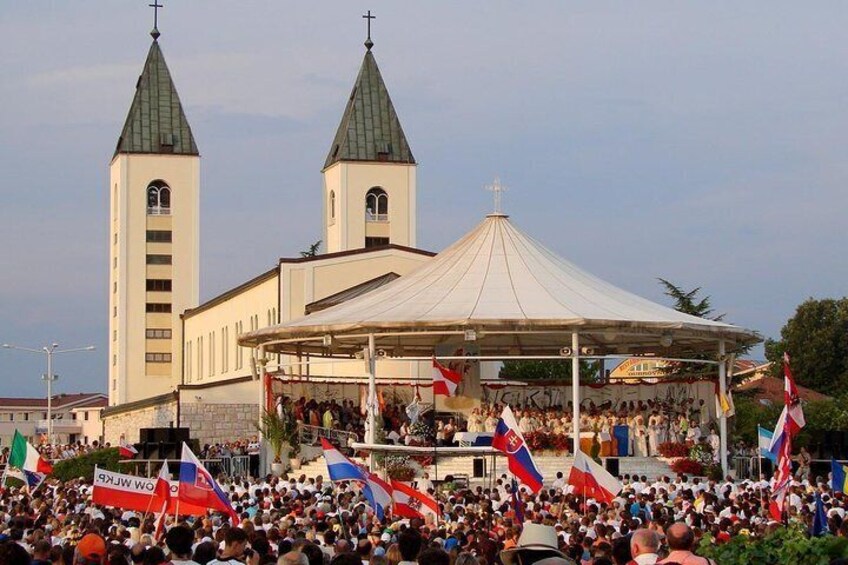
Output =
[
  {"x1": 108, "y1": 23, "x2": 200, "y2": 406},
  {"x1": 322, "y1": 21, "x2": 417, "y2": 253}
]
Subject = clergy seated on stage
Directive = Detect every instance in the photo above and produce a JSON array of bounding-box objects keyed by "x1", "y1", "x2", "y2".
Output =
[{"x1": 469, "y1": 398, "x2": 716, "y2": 457}]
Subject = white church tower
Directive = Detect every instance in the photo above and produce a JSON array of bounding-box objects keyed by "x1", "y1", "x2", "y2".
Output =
[
  {"x1": 322, "y1": 31, "x2": 417, "y2": 253},
  {"x1": 108, "y1": 26, "x2": 199, "y2": 406}
]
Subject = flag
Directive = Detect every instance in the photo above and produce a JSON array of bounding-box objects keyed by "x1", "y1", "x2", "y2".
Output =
[
  {"x1": 832, "y1": 459, "x2": 848, "y2": 494},
  {"x1": 812, "y1": 492, "x2": 828, "y2": 536},
  {"x1": 155, "y1": 461, "x2": 171, "y2": 502},
  {"x1": 757, "y1": 426, "x2": 777, "y2": 463},
  {"x1": 152, "y1": 461, "x2": 170, "y2": 540},
  {"x1": 321, "y1": 438, "x2": 366, "y2": 482},
  {"x1": 567, "y1": 450, "x2": 622, "y2": 505},
  {"x1": 361, "y1": 471, "x2": 393, "y2": 520},
  {"x1": 391, "y1": 480, "x2": 439, "y2": 520},
  {"x1": 9, "y1": 431, "x2": 52, "y2": 475},
  {"x1": 767, "y1": 410, "x2": 788, "y2": 458},
  {"x1": 492, "y1": 405, "x2": 544, "y2": 493},
  {"x1": 119, "y1": 439, "x2": 139, "y2": 459},
  {"x1": 1, "y1": 465, "x2": 43, "y2": 490},
  {"x1": 782, "y1": 352, "x2": 805, "y2": 434},
  {"x1": 432, "y1": 358, "x2": 462, "y2": 397},
  {"x1": 511, "y1": 479, "x2": 525, "y2": 523},
  {"x1": 91, "y1": 467, "x2": 206, "y2": 515},
  {"x1": 714, "y1": 383, "x2": 735, "y2": 418},
  {"x1": 178, "y1": 443, "x2": 237, "y2": 522}
]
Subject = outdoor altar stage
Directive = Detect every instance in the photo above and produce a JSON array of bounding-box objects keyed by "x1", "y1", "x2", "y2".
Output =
[{"x1": 347, "y1": 443, "x2": 676, "y2": 484}]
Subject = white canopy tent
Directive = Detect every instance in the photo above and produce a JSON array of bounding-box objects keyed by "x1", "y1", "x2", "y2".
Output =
[{"x1": 241, "y1": 213, "x2": 760, "y2": 474}]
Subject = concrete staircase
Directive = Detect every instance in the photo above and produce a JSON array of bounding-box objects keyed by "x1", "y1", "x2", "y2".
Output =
[{"x1": 290, "y1": 454, "x2": 674, "y2": 486}]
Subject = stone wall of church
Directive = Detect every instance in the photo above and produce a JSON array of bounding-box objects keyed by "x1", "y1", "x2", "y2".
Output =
[
  {"x1": 102, "y1": 401, "x2": 178, "y2": 445},
  {"x1": 180, "y1": 403, "x2": 259, "y2": 446}
]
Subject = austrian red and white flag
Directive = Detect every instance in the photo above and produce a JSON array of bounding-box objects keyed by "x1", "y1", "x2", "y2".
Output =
[
  {"x1": 119, "y1": 439, "x2": 138, "y2": 459},
  {"x1": 432, "y1": 358, "x2": 462, "y2": 397},
  {"x1": 391, "y1": 480, "x2": 439, "y2": 520},
  {"x1": 567, "y1": 450, "x2": 622, "y2": 504}
]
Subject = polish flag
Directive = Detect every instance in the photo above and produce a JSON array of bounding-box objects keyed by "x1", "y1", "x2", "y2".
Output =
[
  {"x1": 433, "y1": 358, "x2": 462, "y2": 397},
  {"x1": 152, "y1": 462, "x2": 171, "y2": 539},
  {"x1": 391, "y1": 480, "x2": 439, "y2": 520},
  {"x1": 567, "y1": 450, "x2": 622, "y2": 504},
  {"x1": 119, "y1": 440, "x2": 138, "y2": 459}
]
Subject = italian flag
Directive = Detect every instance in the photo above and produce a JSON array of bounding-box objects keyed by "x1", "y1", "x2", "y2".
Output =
[{"x1": 9, "y1": 431, "x2": 53, "y2": 474}]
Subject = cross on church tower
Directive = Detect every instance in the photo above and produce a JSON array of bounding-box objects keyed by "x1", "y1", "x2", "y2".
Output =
[
  {"x1": 486, "y1": 177, "x2": 508, "y2": 214},
  {"x1": 149, "y1": 0, "x2": 163, "y2": 40},
  {"x1": 363, "y1": 10, "x2": 376, "y2": 50}
]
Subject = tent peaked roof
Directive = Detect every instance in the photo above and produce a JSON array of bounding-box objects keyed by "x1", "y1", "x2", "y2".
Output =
[
  {"x1": 241, "y1": 214, "x2": 759, "y2": 356},
  {"x1": 114, "y1": 39, "x2": 198, "y2": 158}
]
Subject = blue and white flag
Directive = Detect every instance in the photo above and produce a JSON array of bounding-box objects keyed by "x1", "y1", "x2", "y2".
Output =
[{"x1": 757, "y1": 426, "x2": 777, "y2": 462}]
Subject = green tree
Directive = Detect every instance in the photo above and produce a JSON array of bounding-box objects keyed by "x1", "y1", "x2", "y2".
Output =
[
  {"x1": 300, "y1": 240, "x2": 322, "y2": 258},
  {"x1": 499, "y1": 359, "x2": 600, "y2": 383},
  {"x1": 764, "y1": 298, "x2": 848, "y2": 396},
  {"x1": 657, "y1": 278, "x2": 725, "y2": 321}
]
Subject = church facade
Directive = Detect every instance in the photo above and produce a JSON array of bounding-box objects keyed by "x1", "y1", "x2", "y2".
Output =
[{"x1": 102, "y1": 28, "x2": 436, "y2": 445}]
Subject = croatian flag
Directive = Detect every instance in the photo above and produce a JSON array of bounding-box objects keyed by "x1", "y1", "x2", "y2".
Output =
[
  {"x1": 321, "y1": 438, "x2": 367, "y2": 482},
  {"x1": 492, "y1": 405, "x2": 544, "y2": 493},
  {"x1": 362, "y1": 470, "x2": 393, "y2": 520},
  {"x1": 391, "y1": 480, "x2": 439, "y2": 520},
  {"x1": 178, "y1": 443, "x2": 237, "y2": 523},
  {"x1": 769, "y1": 353, "x2": 806, "y2": 453},
  {"x1": 568, "y1": 450, "x2": 622, "y2": 504},
  {"x1": 433, "y1": 358, "x2": 462, "y2": 397}
]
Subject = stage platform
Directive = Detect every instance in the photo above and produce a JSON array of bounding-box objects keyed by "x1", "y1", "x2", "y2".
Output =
[{"x1": 294, "y1": 453, "x2": 675, "y2": 485}]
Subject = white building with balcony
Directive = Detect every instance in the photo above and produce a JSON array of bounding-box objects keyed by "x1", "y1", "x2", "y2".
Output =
[{"x1": 0, "y1": 393, "x2": 107, "y2": 447}]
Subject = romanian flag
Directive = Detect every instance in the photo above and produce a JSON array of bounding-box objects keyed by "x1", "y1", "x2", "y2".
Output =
[
  {"x1": 8, "y1": 431, "x2": 52, "y2": 475},
  {"x1": 832, "y1": 459, "x2": 848, "y2": 493}
]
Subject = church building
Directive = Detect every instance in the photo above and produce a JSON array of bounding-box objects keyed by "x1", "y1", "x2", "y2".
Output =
[{"x1": 102, "y1": 22, "x2": 438, "y2": 444}]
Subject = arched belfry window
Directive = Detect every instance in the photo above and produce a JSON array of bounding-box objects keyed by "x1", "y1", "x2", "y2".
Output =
[
  {"x1": 147, "y1": 180, "x2": 171, "y2": 215},
  {"x1": 329, "y1": 190, "x2": 336, "y2": 222},
  {"x1": 365, "y1": 187, "x2": 388, "y2": 222}
]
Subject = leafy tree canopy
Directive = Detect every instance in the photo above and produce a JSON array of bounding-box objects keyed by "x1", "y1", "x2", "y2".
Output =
[{"x1": 765, "y1": 297, "x2": 848, "y2": 396}]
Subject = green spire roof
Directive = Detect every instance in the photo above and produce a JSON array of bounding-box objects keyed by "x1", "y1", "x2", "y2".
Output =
[
  {"x1": 114, "y1": 39, "x2": 198, "y2": 158},
  {"x1": 324, "y1": 49, "x2": 414, "y2": 169}
]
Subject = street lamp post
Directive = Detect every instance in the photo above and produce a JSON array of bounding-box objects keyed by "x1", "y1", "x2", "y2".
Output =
[{"x1": 2, "y1": 343, "x2": 95, "y2": 444}]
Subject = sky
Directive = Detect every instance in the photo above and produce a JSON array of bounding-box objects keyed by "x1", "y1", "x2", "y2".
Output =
[{"x1": 1, "y1": 2, "x2": 846, "y2": 397}]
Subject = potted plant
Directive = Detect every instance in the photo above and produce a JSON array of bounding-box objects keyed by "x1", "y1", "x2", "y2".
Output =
[
  {"x1": 256, "y1": 409, "x2": 287, "y2": 476},
  {"x1": 280, "y1": 402, "x2": 302, "y2": 470}
]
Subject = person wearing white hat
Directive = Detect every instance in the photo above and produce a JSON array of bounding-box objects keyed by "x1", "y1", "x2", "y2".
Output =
[{"x1": 499, "y1": 523, "x2": 575, "y2": 565}]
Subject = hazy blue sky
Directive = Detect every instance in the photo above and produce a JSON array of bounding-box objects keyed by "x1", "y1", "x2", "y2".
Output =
[{"x1": 2, "y1": 2, "x2": 846, "y2": 397}]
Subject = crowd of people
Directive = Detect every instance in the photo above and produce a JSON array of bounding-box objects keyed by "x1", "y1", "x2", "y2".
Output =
[{"x1": 4, "y1": 456, "x2": 848, "y2": 565}]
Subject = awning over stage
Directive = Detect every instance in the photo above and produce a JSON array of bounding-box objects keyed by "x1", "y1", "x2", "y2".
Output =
[{"x1": 240, "y1": 214, "x2": 759, "y2": 357}]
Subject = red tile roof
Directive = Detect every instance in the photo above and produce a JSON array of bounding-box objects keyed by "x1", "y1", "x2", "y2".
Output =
[
  {"x1": 0, "y1": 393, "x2": 107, "y2": 409},
  {"x1": 736, "y1": 376, "x2": 831, "y2": 404}
]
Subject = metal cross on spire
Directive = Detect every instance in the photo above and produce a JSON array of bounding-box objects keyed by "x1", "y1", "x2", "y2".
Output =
[
  {"x1": 486, "y1": 177, "x2": 508, "y2": 215},
  {"x1": 149, "y1": 0, "x2": 163, "y2": 40},
  {"x1": 363, "y1": 10, "x2": 376, "y2": 50}
]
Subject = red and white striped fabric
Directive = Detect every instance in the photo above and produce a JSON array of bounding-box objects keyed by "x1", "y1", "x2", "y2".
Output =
[
  {"x1": 432, "y1": 358, "x2": 462, "y2": 397},
  {"x1": 783, "y1": 353, "x2": 805, "y2": 435},
  {"x1": 391, "y1": 480, "x2": 439, "y2": 520},
  {"x1": 119, "y1": 440, "x2": 138, "y2": 459},
  {"x1": 567, "y1": 450, "x2": 622, "y2": 504}
]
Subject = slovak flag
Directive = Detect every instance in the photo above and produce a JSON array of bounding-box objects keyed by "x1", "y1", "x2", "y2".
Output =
[
  {"x1": 119, "y1": 439, "x2": 138, "y2": 459},
  {"x1": 321, "y1": 438, "x2": 366, "y2": 482},
  {"x1": 391, "y1": 480, "x2": 439, "y2": 520},
  {"x1": 492, "y1": 405, "x2": 544, "y2": 493},
  {"x1": 178, "y1": 443, "x2": 237, "y2": 523},
  {"x1": 433, "y1": 358, "x2": 462, "y2": 397},
  {"x1": 568, "y1": 450, "x2": 622, "y2": 504},
  {"x1": 361, "y1": 470, "x2": 393, "y2": 520}
]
